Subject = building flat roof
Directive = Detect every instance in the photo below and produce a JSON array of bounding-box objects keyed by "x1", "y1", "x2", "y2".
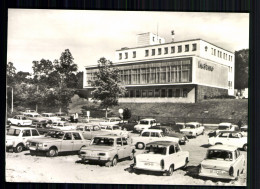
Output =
[{"x1": 116, "y1": 38, "x2": 234, "y2": 54}]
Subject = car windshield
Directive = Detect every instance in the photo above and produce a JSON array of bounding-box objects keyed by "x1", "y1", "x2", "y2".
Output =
[
  {"x1": 7, "y1": 128, "x2": 21, "y2": 136},
  {"x1": 140, "y1": 120, "x2": 149, "y2": 125},
  {"x1": 206, "y1": 150, "x2": 233, "y2": 161},
  {"x1": 92, "y1": 137, "x2": 114, "y2": 146},
  {"x1": 185, "y1": 124, "x2": 195, "y2": 129},
  {"x1": 45, "y1": 131, "x2": 65, "y2": 139},
  {"x1": 218, "y1": 125, "x2": 229, "y2": 130},
  {"x1": 145, "y1": 145, "x2": 167, "y2": 155}
]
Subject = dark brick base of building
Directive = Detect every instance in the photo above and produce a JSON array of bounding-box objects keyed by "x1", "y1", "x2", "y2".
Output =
[{"x1": 196, "y1": 85, "x2": 228, "y2": 102}]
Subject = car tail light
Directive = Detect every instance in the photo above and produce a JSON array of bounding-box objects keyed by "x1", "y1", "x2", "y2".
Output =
[
  {"x1": 160, "y1": 159, "x2": 164, "y2": 170},
  {"x1": 229, "y1": 166, "x2": 234, "y2": 176}
]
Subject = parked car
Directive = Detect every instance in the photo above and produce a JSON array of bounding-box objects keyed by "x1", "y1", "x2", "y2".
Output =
[
  {"x1": 131, "y1": 129, "x2": 179, "y2": 149},
  {"x1": 101, "y1": 125, "x2": 130, "y2": 138},
  {"x1": 23, "y1": 109, "x2": 37, "y2": 113},
  {"x1": 23, "y1": 112, "x2": 49, "y2": 125},
  {"x1": 55, "y1": 112, "x2": 70, "y2": 121},
  {"x1": 76, "y1": 124, "x2": 111, "y2": 140},
  {"x1": 240, "y1": 125, "x2": 248, "y2": 137},
  {"x1": 175, "y1": 123, "x2": 185, "y2": 132},
  {"x1": 133, "y1": 141, "x2": 189, "y2": 176},
  {"x1": 208, "y1": 131, "x2": 247, "y2": 151},
  {"x1": 133, "y1": 118, "x2": 159, "y2": 133},
  {"x1": 199, "y1": 145, "x2": 245, "y2": 180},
  {"x1": 27, "y1": 130, "x2": 90, "y2": 157},
  {"x1": 99, "y1": 117, "x2": 122, "y2": 126},
  {"x1": 215, "y1": 123, "x2": 239, "y2": 134},
  {"x1": 51, "y1": 121, "x2": 76, "y2": 130},
  {"x1": 6, "y1": 127, "x2": 41, "y2": 153},
  {"x1": 151, "y1": 125, "x2": 189, "y2": 145},
  {"x1": 41, "y1": 113, "x2": 62, "y2": 123},
  {"x1": 180, "y1": 122, "x2": 204, "y2": 138},
  {"x1": 79, "y1": 135, "x2": 135, "y2": 166},
  {"x1": 7, "y1": 115, "x2": 32, "y2": 126},
  {"x1": 33, "y1": 122, "x2": 56, "y2": 135},
  {"x1": 118, "y1": 120, "x2": 138, "y2": 131}
]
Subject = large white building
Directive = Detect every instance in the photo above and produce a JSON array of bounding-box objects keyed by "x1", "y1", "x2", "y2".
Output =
[{"x1": 84, "y1": 32, "x2": 235, "y2": 103}]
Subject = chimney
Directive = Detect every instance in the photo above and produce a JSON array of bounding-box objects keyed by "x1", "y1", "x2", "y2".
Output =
[{"x1": 171, "y1": 30, "x2": 175, "y2": 42}]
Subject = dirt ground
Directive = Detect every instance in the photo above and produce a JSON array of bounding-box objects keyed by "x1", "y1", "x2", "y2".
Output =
[{"x1": 5, "y1": 131, "x2": 247, "y2": 186}]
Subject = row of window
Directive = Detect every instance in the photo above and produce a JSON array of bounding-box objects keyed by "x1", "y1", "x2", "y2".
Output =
[
  {"x1": 118, "y1": 43, "x2": 197, "y2": 60},
  {"x1": 123, "y1": 88, "x2": 189, "y2": 98},
  {"x1": 211, "y1": 48, "x2": 233, "y2": 61},
  {"x1": 228, "y1": 66, "x2": 233, "y2": 73}
]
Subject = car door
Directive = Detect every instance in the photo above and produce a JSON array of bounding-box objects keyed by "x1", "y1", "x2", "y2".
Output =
[
  {"x1": 150, "y1": 131, "x2": 161, "y2": 142},
  {"x1": 227, "y1": 133, "x2": 241, "y2": 147},
  {"x1": 116, "y1": 138, "x2": 124, "y2": 159},
  {"x1": 216, "y1": 132, "x2": 229, "y2": 144},
  {"x1": 140, "y1": 131, "x2": 150, "y2": 144},
  {"x1": 60, "y1": 132, "x2": 74, "y2": 152},
  {"x1": 21, "y1": 129, "x2": 32, "y2": 144},
  {"x1": 174, "y1": 144, "x2": 184, "y2": 169},
  {"x1": 122, "y1": 137, "x2": 131, "y2": 158},
  {"x1": 12, "y1": 116, "x2": 18, "y2": 125},
  {"x1": 31, "y1": 129, "x2": 41, "y2": 139},
  {"x1": 72, "y1": 132, "x2": 85, "y2": 151},
  {"x1": 83, "y1": 126, "x2": 92, "y2": 140},
  {"x1": 168, "y1": 145, "x2": 181, "y2": 169}
]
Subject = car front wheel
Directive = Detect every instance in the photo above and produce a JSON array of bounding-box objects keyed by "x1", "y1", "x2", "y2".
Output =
[
  {"x1": 136, "y1": 142, "x2": 145, "y2": 149},
  {"x1": 243, "y1": 144, "x2": 247, "y2": 151},
  {"x1": 112, "y1": 156, "x2": 118, "y2": 166},
  {"x1": 166, "y1": 165, "x2": 174, "y2": 176},
  {"x1": 46, "y1": 148, "x2": 58, "y2": 157},
  {"x1": 14, "y1": 144, "x2": 23, "y2": 153}
]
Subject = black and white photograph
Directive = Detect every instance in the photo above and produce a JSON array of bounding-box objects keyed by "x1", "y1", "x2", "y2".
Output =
[{"x1": 6, "y1": 10, "x2": 249, "y2": 186}]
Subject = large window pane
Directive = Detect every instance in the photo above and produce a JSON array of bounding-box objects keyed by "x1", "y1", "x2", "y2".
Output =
[
  {"x1": 141, "y1": 68, "x2": 146, "y2": 84},
  {"x1": 142, "y1": 90, "x2": 147, "y2": 97},
  {"x1": 148, "y1": 90, "x2": 154, "y2": 97},
  {"x1": 155, "y1": 89, "x2": 160, "y2": 97},
  {"x1": 168, "y1": 89, "x2": 173, "y2": 97},
  {"x1": 161, "y1": 89, "x2": 166, "y2": 97},
  {"x1": 160, "y1": 67, "x2": 166, "y2": 83}
]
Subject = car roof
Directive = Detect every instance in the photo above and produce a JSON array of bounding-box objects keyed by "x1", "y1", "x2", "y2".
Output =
[
  {"x1": 9, "y1": 126, "x2": 36, "y2": 130},
  {"x1": 219, "y1": 122, "x2": 232, "y2": 126},
  {"x1": 142, "y1": 129, "x2": 162, "y2": 132},
  {"x1": 208, "y1": 145, "x2": 238, "y2": 151},
  {"x1": 92, "y1": 134, "x2": 122, "y2": 139},
  {"x1": 186, "y1": 122, "x2": 200, "y2": 125},
  {"x1": 140, "y1": 118, "x2": 155, "y2": 121},
  {"x1": 146, "y1": 141, "x2": 178, "y2": 146}
]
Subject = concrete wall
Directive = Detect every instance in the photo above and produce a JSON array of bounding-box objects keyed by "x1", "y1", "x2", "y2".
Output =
[{"x1": 196, "y1": 85, "x2": 228, "y2": 102}]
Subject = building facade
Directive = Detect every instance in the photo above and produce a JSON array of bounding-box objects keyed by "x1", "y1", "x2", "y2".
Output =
[{"x1": 84, "y1": 32, "x2": 235, "y2": 103}]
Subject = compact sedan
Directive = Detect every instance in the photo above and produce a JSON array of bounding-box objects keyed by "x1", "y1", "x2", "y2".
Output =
[
  {"x1": 199, "y1": 145, "x2": 245, "y2": 180},
  {"x1": 79, "y1": 135, "x2": 135, "y2": 166},
  {"x1": 27, "y1": 130, "x2": 90, "y2": 157},
  {"x1": 180, "y1": 122, "x2": 204, "y2": 138},
  {"x1": 133, "y1": 141, "x2": 189, "y2": 176},
  {"x1": 7, "y1": 115, "x2": 32, "y2": 126},
  {"x1": 76, "y1": 124, "x2": 110, "y2": 140},
  {"x1": 101, "y1": 125, "x2": 130, "y2": 138}
]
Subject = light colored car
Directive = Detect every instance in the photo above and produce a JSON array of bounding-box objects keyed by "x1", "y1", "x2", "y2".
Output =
[
  {"x1": 7, "y1": 115, "x2": 32, "y2": 126},
  {"x1": 199, "y1": 145, "x2": 245, "y2": 180},
  {"x1": 99, "y1": 117, "x2": 122, "y2": 126},
  {"x1": 51, "y1": 121, "x2": 76, "y2": 130},
  {"x1": 133, "y1": 141, "x2": 189, "y2": 176},
  {"x1": 131, "y1": 129, "x2": 179, "y2": 149},
  {"x1": 240, "y1": 125, "x2": 248, "y2": 137},
  {"x1": 41, "y1": 113, "x2": 61, "y2": 123},
  {"x1": 208, "y1": 131, "x2": 247, "y2": 151},
  {"x1": 76, "y1": 124, "x2": 111, "y2": 140},
  {"x1": 27, "y1": 130, "x2": 90, "y2": 157},
  {"x1": 79, "y1": 135, "x2": 135, "y2": 166},
  {"x1": 134, "y1": 118, "x2": 158, "y2": 132},
  {"x1": 180, "y1": 122, "x2": 204, "y2": 138},
  {"x1": 23, "y1": 112, "x2": 49, "y2": 125},
  {"x1": 215, "y1": 123, "x2": 239, "y2": 134},
  {"x1": 101, "y1": 125, "x2": 130, "y2": 138},
  {"x1": 6, "y1": 127, "x2": 41, "y2": 152}
]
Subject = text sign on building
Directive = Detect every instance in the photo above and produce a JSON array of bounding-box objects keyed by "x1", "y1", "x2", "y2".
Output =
[{"x1": 198, "y1": 61, "x2": 214, "y2": 72}]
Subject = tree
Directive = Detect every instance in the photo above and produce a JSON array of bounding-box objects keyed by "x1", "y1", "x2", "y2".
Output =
[
  {"x1": 7, "y1": 62, "x2": 16, "y2": 85},
  {"x1": 89, "y1": 57, "x2": 126, "y2": 118},
  {"x1": 235, "y1": 49, "x2": 249, "y2": 89}
]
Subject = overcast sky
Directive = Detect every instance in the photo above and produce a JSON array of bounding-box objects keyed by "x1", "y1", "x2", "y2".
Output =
[{"x1": 7, "y1": 9, "x2": 249, "y2": 73}]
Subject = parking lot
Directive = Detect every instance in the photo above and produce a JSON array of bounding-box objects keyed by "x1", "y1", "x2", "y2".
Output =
[{"x1": 5, "y1": 130, "x2": 246, "y2": 186}]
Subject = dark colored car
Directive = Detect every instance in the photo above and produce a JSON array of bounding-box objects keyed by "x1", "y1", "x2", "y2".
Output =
[
  {"x1": 208, "y1": 130, "x2": 217, "y2": 138},
  {"x1": 33, "y1": 122, "x2": 56, "y2": 135},
  {"x1": 118, "y1": 120, "x2": 138, "y2": 131},
  {"x1": 151, "y1": 125, "x2": 189, "y2": 145}
]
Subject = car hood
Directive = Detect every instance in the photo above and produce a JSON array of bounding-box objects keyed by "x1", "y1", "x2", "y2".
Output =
[
  {"x1": 201, "y1": 159, "x2": 233, "y2": 171},
  {"x1": 81, "y1": 145, "x2": 115, "y2": 151},
  {"x1": 28, "y1": 137, "x2": 62, "y2": 143}
]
